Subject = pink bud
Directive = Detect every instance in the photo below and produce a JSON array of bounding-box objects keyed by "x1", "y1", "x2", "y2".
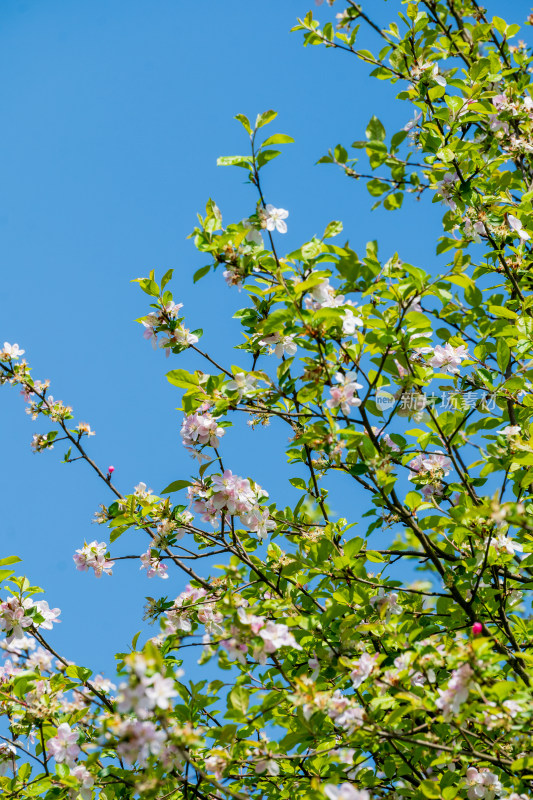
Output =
[
  {"x1": 472, "y1": 622, "x2": 482, "y2": 635},
  {"x1": 108, "y1": 466, "x2": 115, "y2": 474}
]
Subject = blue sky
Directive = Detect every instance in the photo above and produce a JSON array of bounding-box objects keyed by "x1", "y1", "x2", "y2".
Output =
[{"x1": 1, "y1": 0, "x2": 531, "y2": 677}]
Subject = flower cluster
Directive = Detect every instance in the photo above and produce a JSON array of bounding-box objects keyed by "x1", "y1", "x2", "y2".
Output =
[
  {"x1": 140, "y1": 549, "x2": 169, "y2": 579},
  {"x1": 327, "y1": 372, "x2": 363, "y2": 414},
  {"x1": 408, "y1": 451, "x2": 452, "y2": 498},
  {"x1": 260, "y1": 332, "x2": 297, "y2": 359},
  {"x1": 141, "y1": 300, "x2": 199, "y2": 355},
  {"x1": 190, "y1": 470, "x2": 275, "y2": 537},
  {"x1": 47, "y1": 723, "x2": 80, "y2": 767},
  {"x1": 163, "y1": 584, "x2": 223, "y2": 636},
  {"x1": 465, "y1": 767, "x2": 503, "y2": 800},
  {"x1": 436, "y1": 662, "x2": 473, "y2": 719},
  {"x1": 0, "y1": 342, "x2": 25, "y2": 361},
  {"x1": 220, "y1": 607, "x2": 302, "y2": 666},
  {"x1": 116, "y1": 657, "x2": 178, "y2": 719},
  {"x1": 429, "y1": 343, "x2": 469, "y2": 374},
  {"x1": 0, "y1": 596, "x2": 60, "y2": 643},
  {"x1": 181, "y1": 409, "x2": 225, "y2": 453},
  {"x1": 73, "y1": 540, "x2": 115, "y2": 578}
]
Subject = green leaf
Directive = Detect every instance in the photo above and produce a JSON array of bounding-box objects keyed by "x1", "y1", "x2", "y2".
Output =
[
  {"x1": 234, "y1": 113, "x2": 252, "y2": 134},
  {"x1": 228, "y1": 685, "x2": 249, "y2": 714},
  {"x1": 256, "y1": 109, "x2": 277, "y2": 129},
  {"x1": 160, "y1": 269, "x2": 173, "y2": 290},
  {"x1": 65, "y1": 665, "x2": 93, "y2": 682},
  {"x1": 334, "y1": 144, "x2": 348, "y2": 163},
  {"x1": 0, "y1": 556, "x2": 21, "y2": 566},
  {"x1": 420, "y1": 780, "x2": 441, "y2": 798},
  {"x1": 289, "y1": 477, "x2": 308, "y2": 491},
  {"x1": 437, "y1": 146, "x2": 455, "y2": 163},
  {"x1": 216, "y1": 155, "x2": 253, "y2": 169},
  {"x1": 161, "y1": 480, "x2": 192, "y2": 494},
  {"x1": 465, "y1": 282, "x2": 483, "y2": 307},
  {"x1": 511, "y1": 755, "x2": 533, "y2": 771},
  {"x1": 261, "y1": 133, "x2": 295, "y2": 146},
  {"x1": 488, "y1": 305, "x2": 517, "y2": 319},
  {"x1": 365, "y1": 115, "x2": 386, "y2": 142},
  {"x1": 193, "y1": 265, "x2": 210, "y2": 283},
  {"x1": 496, "y1": 338, "x2": 510, "y2": 373},
  {"x1": 344, "y1": 537, "x2": 364, "y2": 558},
  {"x1": 323, "y1": 220, "x2": 343, "y2": 238},
  {"x1": 256, "y1": 149, "x2": 281, "y2": 169},
  {"x1": 391, "y1": 130, "x2": 408, "y2": 151},
  {"x1": 166, "y1": 369, "x2": 200, "y2": 389}
]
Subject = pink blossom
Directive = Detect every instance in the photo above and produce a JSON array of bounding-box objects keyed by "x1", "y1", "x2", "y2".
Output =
[
  {"x1": 221, "y1": 638, "x2": 248, "y2": 665},
  {"x1": 260, "y1": 333, "x2": 297, "y2": 358},
  {"x1": 493, "y1": 93, "x2": 508, "y2": 110},
  {"x1": 241, "y1": 218, "x2": 264, "y2": 247},
  {"x1": 436, "y1": 662, "x2": 473, "y2": 719},
  {"x1": 500, "y1": 425, "x2": 521, "y2": 438},
  {"x1": 144, "y1": 673, "x2": 177, "y2": 710},
  {"x1": 159, "y1": 325, "x2": 198, "y2": 354},
  {"x1": 73, "y1": 541, "x2": 115, "y2": 578},
  {"x1": 508, "y1": 213, "x2": 530, "y2": 241},
  {"x1": 225, "y1": 372, "x2": 257, "y2": 398},
  {"x1": 115, "y1": 719, "x2": 166, "y2": 766},
  {"x1": 134, "y1": 482, "x2": 153, "y2": 499},
  {"x1": 381, "y1": 433, "x2": 400, "y2": 452},
  {"x1": 308, "y1": 655, "x2": 320, "y2": 681},
  {"x1": 92, "y1": 674, "x2": 116, "y2": 694},
  {"x1": 466, "y1": 767, "x2": 503, "y2": 800},
  {"x1": 492, "y1": 534, "x2": 523, "y2": 556},
  {"x1": 325, "y1": 786, "x2": 370, "y2": 800},
  {"x1": 258, "y1": 621, "x2": 301, "y2": 654},
  {"x1": 404, "y1": 111, "x2": 422, "y2": 132},
  {"x1": 488, "y1": 114, "x2": 509, "y2": 134},
  {"x1": 394, "y1": 358, "x2": 408, "y2": 377},
  {"x1": 304, "y1": 278, "x2": 348, "y2": 311},
  {"x1": 431, "y1": 63, "x2": 446, "y2": 87},
  {"x1": 181, "y1": 411, "x2": 224, "y2": 449},
  {"x1": 140, "y1": 550, "x2": 169, "y2": 579},
  {"x1": 326, "y1": 372, "x2": 363, "y2": 414},
  {"x1": 430, "y1": 343, "x2": 468, "y2": 374},
  {"x1": 47, "y1": 723, "x2": 80, "y2": 767},
  {"x1": 334, "y1": 705, "x2": 365, "y2": 734},
  {"x1": 436, "y1": 171, "x2": 458, "y2": 211},
  {"x1": 205, "y1": 754, "x2": 227, "y2": 780},
  {"x1": 408, "y1": 451, "x2": 452, "y2": 480},
  {"x1": 370, "y1": 589, "x2": 402, "y2": 619},
  {"x1": 165, "y1": 585, "x2": 208, "y2": 633},
  {"x1": 0, "y1": 597, "x2": 35, "y2": 641},
  {"x1": 350, "y1": 652, "x2": 376, "y2": 688},
  {"x1": 211, "y1": 470, "x2": 257, "y2": 515},
  {"x1": 237, "y1": 607, "x2": 266, "y2": 634},
  {"x1": 71, "y1": 765, "x2": 95, "y2": 800},
  {"x1": 464, "y1": 218, "x2": 487, "y2": 242},
  {"x1": 197, "y1": 602, "x2": 224, "y2": 635},
  {"x1": 421, "y1": 483, "x2": 444, "y2": 500},
  {"x1": 240, "y1": 506, "x2": 276, "y2": 540},
  {"x1": 34, "y1": 600, "x2": 60, "y2": 630},
  {"x1": 0, "y1": 742, "x2": 16, "y2": 776},
  {"x1": 255, "y1": 757, "x2": 280, "y2": 776}
]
